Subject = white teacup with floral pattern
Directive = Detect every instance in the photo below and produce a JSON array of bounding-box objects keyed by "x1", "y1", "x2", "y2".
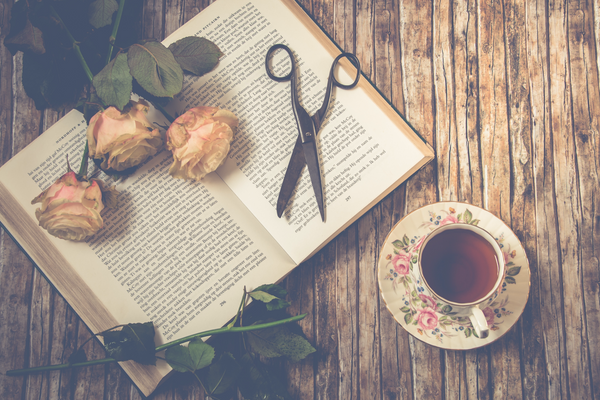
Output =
[{"x1": 416, "y1": 223, "x2": 505, "y2": 339}]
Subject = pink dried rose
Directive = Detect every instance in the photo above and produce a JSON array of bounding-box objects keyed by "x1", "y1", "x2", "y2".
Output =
[
  {"x1": 31, "y1": 171, "x2": 117, "y2": 241},
  {"x1": 166, "y1": 106, "x2": 238, "y2": 181},
  {"x1": 87, "y1": 100, "x2": 162, "y2": 172}
]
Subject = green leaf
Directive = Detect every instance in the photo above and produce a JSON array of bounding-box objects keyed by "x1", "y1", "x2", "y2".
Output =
[
  {"x1": 199, "y1": 352, "x2": 240, "y2": 396},
  {"x1": 392, "y1": 239, "x2": 404, "y2": 249},
  {"x1": 246, "y1": 326, "x2": 316, "y2": 362},
  {"x1": 465, "y1": 328, "x2": 472, "y2": 338},
  {"x1": 249, "y1": 285, "x2": 290, "y2": 311},
  {"x1": 471, "y1": 219, "x2": 481, "y2": 226},
  {"x1": 402, "y1": 234, "x2": 410, "y2": 246},
  {"x1": 507, "y1": 266, "x2": 521, "y2": 276},
  {"x1": 440, "y1": 305, "x2": 453, "y2": 315},
  {"x1": 464, "y1": 209, "x2": 473, "y2": 224},
  {"x1": 400, "y1": 306, "x2": 411, "y2": 313},
  {"x1": 168, "y1": 37, "x2": 223, "y2": 76},
  {"x1": 165, "y1": 338, "x2": 215, "y2": 372},
  {"x1": 89, "y1": 0, "x2": 119, "y2": 29},
  {"x1": 128, "y1": 40, "x2": 183, "y2": 97},
  {"x1": 238, "y1": 353, "x2": 292, "y2": 400},
  {"x1": 505, "y1": 276, "x2": 517, "y2": 284},
  {"x1": 93, "y1": 52, "x2": 133, "y2": 109},
  {"x1": 101, "y1": 322, "x2": 156, "y2": 365},
  {"x1": 404, "y1": 313, "x2": 412, "y2": 324}
]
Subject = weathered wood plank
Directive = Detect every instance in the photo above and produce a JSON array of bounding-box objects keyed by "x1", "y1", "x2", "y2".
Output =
[
  {"x1": 432, "y1": 0, "x2": 459, "y2": 202},
  {"x1": 335, "y1": 226, "x2": 360, "y2": 399},
  {"x1": 313, "y1": 243, "x2": 340, "y2": 399},
  {"x1": 567, "y1": 1, "x2": 600, "y2": 398},
  {"x1": 503, "y1": 0, "x2": 547, "y2": 398},
  {"x1": 547, "y1": 0, "x2": 592, "y2": 398},
  {"x1": 284, "y1": 262, "x2": 316, "y2": 399},
  {"x1": 398, "y1": 0, "x2": 440, "y2": 398},
  {"x1": 452, "y1": 0, "x2": 481, "y2": 206},
  {"x1": 354, "y1": 2, "x2": 384, "y2": 399},
  {"x1": 525, "y1": 0, "x2": 568, "y2": 398}
]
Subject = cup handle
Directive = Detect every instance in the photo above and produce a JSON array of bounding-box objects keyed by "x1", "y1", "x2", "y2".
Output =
[{"x1": 468, "y1": 307, "x2": 489, "y2": 339}]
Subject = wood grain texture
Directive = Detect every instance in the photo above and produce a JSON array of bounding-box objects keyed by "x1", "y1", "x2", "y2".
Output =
[{"x1": 1, "y1": 0, "x2": 600, "y2": 399}]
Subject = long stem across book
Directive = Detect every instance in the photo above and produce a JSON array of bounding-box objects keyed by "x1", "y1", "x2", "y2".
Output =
[{"x1": 0, "y1": 0, "x2": 433, "y2": 396}]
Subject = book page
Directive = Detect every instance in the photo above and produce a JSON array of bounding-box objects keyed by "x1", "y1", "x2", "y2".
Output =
[
  {"x1": 164, "y1": 0, "x2": 433, "y2": 264},
  {"x1": 0, "y1": 110, "x2": 296, "y2": 367}
]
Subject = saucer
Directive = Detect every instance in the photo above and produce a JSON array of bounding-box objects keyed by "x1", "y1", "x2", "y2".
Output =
[{"x1": 378, "y1": 202, "x2": 530, "y2": 350}]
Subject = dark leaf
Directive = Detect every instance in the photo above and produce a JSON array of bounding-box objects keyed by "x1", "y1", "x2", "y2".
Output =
[
  {"x1": 404, "y1": 313, "x2": 412, "y2": 324},
  {"x1": 93, "y1": 52, "x2": 133, "y2": 109},
  {"x1": 199, "y1": 352, "x2": 240, "y2": 396},
  {"x1": 165, "y1": 338, "x2": 214, "y2": 372},
  {"x1": 246, "y1": 326, "x2": 315, "y2": 362},
  {"x1": 128, "y1": 40, "x2": 183, "y2": 97},
  {"x1": 68, "y1": 348, "x2": 87, "y2": 364},
  {"x1": 5, "y1": 18, "x2": 45, "y2": 55},
  {"x1": 168, "y1": 37, "x2": 223, "y2": 75},
  {"x1": 507, "y1": 266, "x2": 521, "y2": 277},
  {"x1": 402, "y1": 234, "x2": 410, "y2": 246},
  {"x1": 89, "y1": 0, "x2": 119, "y2": 28},
  {"x1": 249, "y1": 285, "x2": 290, "y2": 311},
  {"x1": 504, "y1": 276, "x2": 517, "y2": 284},
  {"x1": 102, "y1": 322, "x2": 156, "y2": 365},
  {"x1": 238, "y1": 353, "x2": 292, "y2": 400},
  {"x1": 22, "y1": 51, "x2": 87, "y2": 110},
  {"x1": 3, "y1": 0, "x2": 45, "y2": 55}
]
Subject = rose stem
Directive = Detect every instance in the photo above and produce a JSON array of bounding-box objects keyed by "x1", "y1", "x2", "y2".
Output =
[
  {"x1": 106, "y1": 0, "x2": 127, "y2": 64},
  {"x1": 152, "y1": 102, "x2": 175, "y2": 123},
  {"x1": 6, "y1": 313, "x2": 307, "y2": 376},
  {"x1": 78, "y1": 143, "x2": 89, "y2": 177}
]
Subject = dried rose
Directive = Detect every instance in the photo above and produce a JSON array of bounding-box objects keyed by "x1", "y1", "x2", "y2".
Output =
[
  {"x1": 31, "y1": 171, "x2": 116, "y2": 241},
  {"x1": 87, "y1": 99, "x2": 162, "y2": 173},
  {"x1": 166, "y1": 106, "x2": 238, "y2": 181}
]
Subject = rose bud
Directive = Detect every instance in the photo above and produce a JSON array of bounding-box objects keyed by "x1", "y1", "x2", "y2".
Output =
[
  {"x1": 31, "y1": 171, "x2": 117, "y2": 241},
  {"x1": 166, "y1": 106, "x2": 238, "y2": 181},
  {"x1": 87, "y1": 100, "x2": 162, "y2": 173}
]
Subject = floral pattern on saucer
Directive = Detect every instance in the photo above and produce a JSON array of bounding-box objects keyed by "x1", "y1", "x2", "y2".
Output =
[{"x1": 378, "y1": 202, "x2": 530, "y2": 350}]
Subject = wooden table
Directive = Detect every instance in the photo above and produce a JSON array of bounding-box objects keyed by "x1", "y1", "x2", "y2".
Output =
[{"x1": 1, "y1": 0, "x2": 599, "y2": 398}]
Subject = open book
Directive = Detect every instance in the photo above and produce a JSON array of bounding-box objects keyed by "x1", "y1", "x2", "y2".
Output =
[{"x1": 0, "y1": 0, "x2": 433, "y2": 396}]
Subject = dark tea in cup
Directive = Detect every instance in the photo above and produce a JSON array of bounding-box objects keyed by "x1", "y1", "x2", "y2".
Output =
[{"x1": 420, "y1": 227, "x2": 501, "y2": 304}]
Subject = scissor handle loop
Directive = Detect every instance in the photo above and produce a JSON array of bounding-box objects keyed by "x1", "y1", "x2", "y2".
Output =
[
  {"x1": 330, "y1": 52, "x2": 361, "y2": 89},
  {"x1": 265, "y1": 44, "x2": 295, "y2": 82}
]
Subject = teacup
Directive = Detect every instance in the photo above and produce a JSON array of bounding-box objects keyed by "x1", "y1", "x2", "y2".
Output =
[{"x1": 416, "y1": 223, "x2": 505, "y2": 338}]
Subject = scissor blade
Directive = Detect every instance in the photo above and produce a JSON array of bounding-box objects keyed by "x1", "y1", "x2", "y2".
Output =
[
  {"x1": 302, "y1": 140, "x2": 325, "y2": 221},
  {"x1": 276, "y1": 135, "x2": 305, "y2": 217}
]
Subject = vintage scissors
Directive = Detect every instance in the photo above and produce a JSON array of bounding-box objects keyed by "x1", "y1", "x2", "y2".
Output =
[{"x1": 265, "y1": 44, "x2": 361, "y2": 221}]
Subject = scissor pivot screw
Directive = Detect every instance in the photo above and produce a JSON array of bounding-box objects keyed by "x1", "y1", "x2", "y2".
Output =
[{"x1": 305, "y1": 132, "x2": 312, "y2": 136}]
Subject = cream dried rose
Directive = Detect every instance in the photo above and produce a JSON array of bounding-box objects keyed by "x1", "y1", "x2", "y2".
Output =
[
  {"x1": 166, "y1": 106, "x2": 238, "y2": 181},
  {"x1": 31, "y1": 171, "x2": 116, "y2": 241},
  {"x1": 87, "y1": 99, "x2": 162, "y2": 173}
]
